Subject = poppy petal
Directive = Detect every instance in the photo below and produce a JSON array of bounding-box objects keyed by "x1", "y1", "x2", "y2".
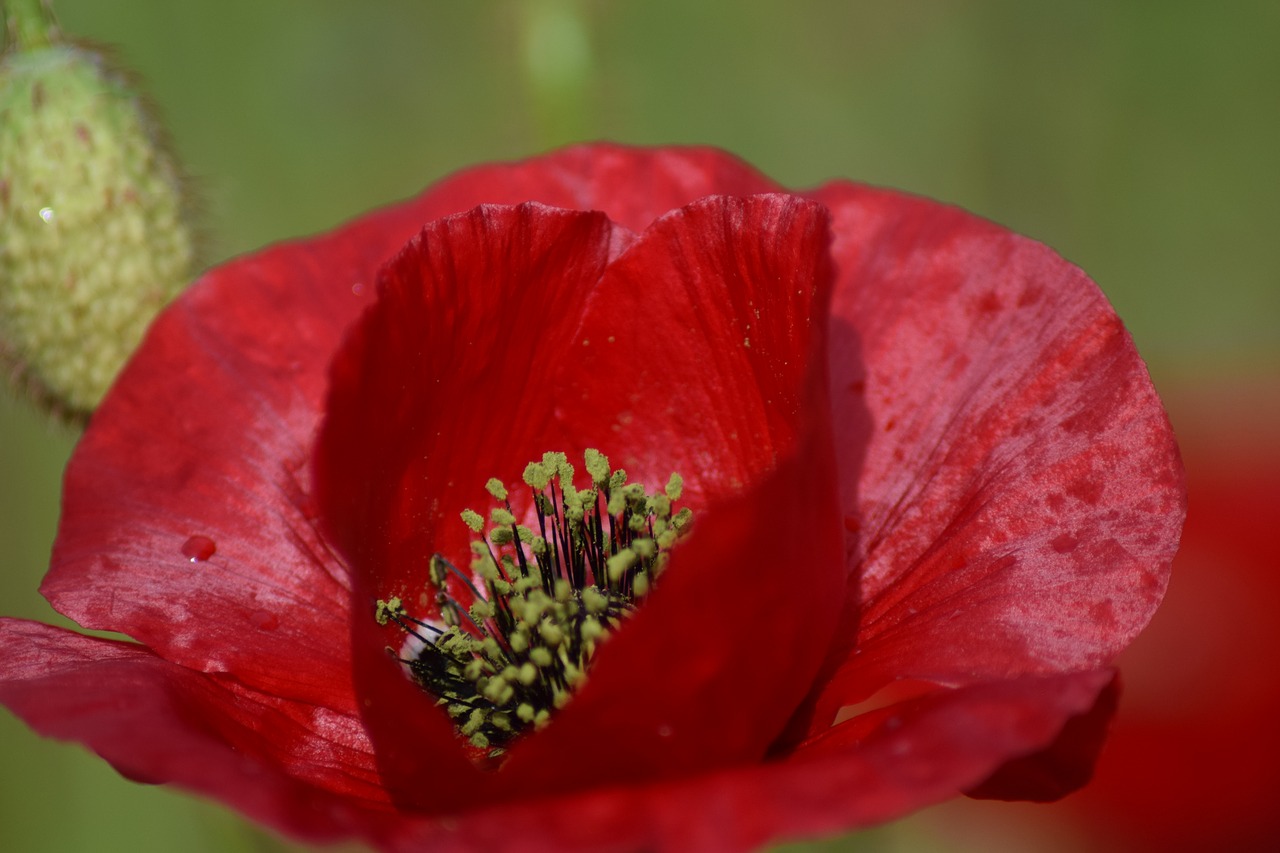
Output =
[
  {"x1": 0, "y1": 618, "x2": 387, "y2": 843},
  {"x1": 416, "y1": 143, "x2": 782, "y2": 234},
  {"x1": 966, "y1": 670, "x2": 1120, "y2": 801},
  {"x1": 506, "y1": 194, "x2": 844, "y2": 789},
  {"x1": 806, "y1": 182, "x2": 1183, "y2": 728},
  {"x1": 35, "y1": 184, "x2": 482, "y2": 712},
  {"x1": 316, "y1": 202, "x2": 620, "y2": 808},
  {"x1": 375, "y1": 670, "x2": 1114, "y2": 852}
]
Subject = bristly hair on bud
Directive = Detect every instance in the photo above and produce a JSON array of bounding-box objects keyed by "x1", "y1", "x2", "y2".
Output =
[
  {"x1": 0, "y1": 7, "x2": 200, "y2": 423},
  {"x1": 375, "y1": 449, "x2": 693, "y2": 764}
]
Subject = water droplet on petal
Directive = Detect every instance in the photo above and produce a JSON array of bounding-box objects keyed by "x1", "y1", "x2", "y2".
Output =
[
  {"x1": 38, "y1": 206, "x2": 55, "y2": 222},
  {"x1": 657, "y1": 724, "x2": 673, "y2": 738},
  {"x1": 181, "y1": 535, "x2": 216, "y2": 562},
  {"x1": 249, "y1": 609, "x2": 279, "y2": 631}
]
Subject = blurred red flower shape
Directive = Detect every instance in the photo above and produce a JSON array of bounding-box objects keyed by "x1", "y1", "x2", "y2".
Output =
[
  {"x1": 1058, "y1": 382, "x2": 1280, "y2": 851},
  {"x1": 0, "y1": 145, "x2": 1182, "y2": 851}
]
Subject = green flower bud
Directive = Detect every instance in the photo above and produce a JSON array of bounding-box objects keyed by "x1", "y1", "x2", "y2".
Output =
[{"x1": 1, "y1": 12, "x2": 197, "y2": 420}]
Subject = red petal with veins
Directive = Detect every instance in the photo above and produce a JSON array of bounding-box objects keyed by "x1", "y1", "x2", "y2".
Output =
[
  {"x1": 36, "y1": 180, "x2": 458, "y2": 713},
  {"x1": 0, "y1": 618, "x2": 386, "y2": 840},
  {"x1": 800, "y1": 183, "x2": 1183, "y2": 749},
  {"x1": 509, "y1": 194, "x2": 842, "y2": 787}
]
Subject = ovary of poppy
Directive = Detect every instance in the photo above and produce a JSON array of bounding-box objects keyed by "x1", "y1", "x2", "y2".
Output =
[{"x1": 0, "y1": 145, "x2": 1183, "y2": 852}]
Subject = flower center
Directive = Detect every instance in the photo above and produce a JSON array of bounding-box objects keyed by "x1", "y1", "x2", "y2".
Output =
[{"x1": 376, "y1": 449, "x2": 692, "y2": 760}]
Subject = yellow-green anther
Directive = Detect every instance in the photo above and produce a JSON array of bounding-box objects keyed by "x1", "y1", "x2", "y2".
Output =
[
  {"x1": 633, "y1": 571, "x2": 651, "y2": 597},
  {"x1": 461, "y1": 509, "x2": 484, "y2": 532},
  {"x1": 523, "y1": 460, "x2": 550, "y2": 490},
  {"x1": 482, "y1": 676, "x2": 508, "y2": 703},
  {"x1": 519, "y1": 594, "x2": 546, "y2": 622},
  {"x1": 0, "y1": 34, "x2": 198, "y2": 419},
  {"x1": 607, "y1": 548, "x2": 638, "y2": 581},
  {"x1": 509, "y1": 630, "x2": 529, "y2": 653},
  {"x1": 651, "y1": 494, "x2": 671, "y2": 518},
  {"x1": 609, "y1": 469, "x2": 627, "y2": 490},
  {"x1": 529, "y1": 646, "x2": 553, "y2": 667},
  {"x1": 582, "y1": 586, "x2": 609, "y2": 614},
  {"x1": 475, "y1": 555, "x2": 500, "y2": 581},
  {"x1": 444, "y1": 633, "x2": 477, "y2": 654},
  {"x1": 632, "y1": 537, "x2": 657, "y2": 558},
  {"x1": 517, "y1": 662, "x2": 538, "y2": 685},
  {"x1": 517, "y1": 703, "x2": 536, "y2": 723},
  {"x1": 462, "y1": 708, "x2": 485, "y2": 735},
  {"x1": 481, "y1": 637, "x2": 501, "y2": 659},
  {"x1": 470, "y1": 732, "x2": 490, "y2": 750},
  {"x1": 485, "y1": 478, "x2": 508, "y2": 501},
  {"x1": 374, "y1": 598, "x2": 402, "y2": 626},
  {"x1": 665, "y1": 472, "x2": 684, "y2": 501},
  {"x1": 491, "y1": 507, "x2": 515, "y2": 526},
  {"x1": 516, "y1": 525, "x2": 534, "y2": 543},
  {"x1": 538, "y1": 620, "x2": 565, "y2": 647},
  {"x1": 531, "y1": 535, "x2": 548, "y2": 555},
  {"x1": 464, "y1": 659, "x2": 486, "y2": 681},
  {"x1": 606, "y1": 490, "x2": 625, "y2": 516},
  {"x1": 581, "y1": 616, "x2": 604, "y2": 642},
  {"x1": 469, "y1": 601, "x2": 492, "y2": 622},
  {"x1": 584, "y1": 448, "x2": 609, "y2": 484},
  {"x1": 490, "y1": 526, "x2": 514, "y2": 546},
  {"x1": 554, "y1": 578, "x2": 572, "y2": 602}
]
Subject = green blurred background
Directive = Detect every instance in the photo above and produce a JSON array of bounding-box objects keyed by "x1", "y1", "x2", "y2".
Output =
[{"x1": 2, "y1": 1, "x2": 1277, "y2": 850}]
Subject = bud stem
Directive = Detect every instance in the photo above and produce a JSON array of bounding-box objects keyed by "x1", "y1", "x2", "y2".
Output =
[{"x1": 2, "y1": 0, "x2": 58, "y2": 52}]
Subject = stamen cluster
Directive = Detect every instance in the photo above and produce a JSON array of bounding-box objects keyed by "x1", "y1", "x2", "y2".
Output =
[{"x1": 376, "y1": 450, "x2": 691, "y2": 758}]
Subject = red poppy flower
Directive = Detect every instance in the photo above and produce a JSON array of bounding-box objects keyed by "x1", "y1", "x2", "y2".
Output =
[{"x1": 0, "y1": 145, "x2": 1182, "y2": 851}]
